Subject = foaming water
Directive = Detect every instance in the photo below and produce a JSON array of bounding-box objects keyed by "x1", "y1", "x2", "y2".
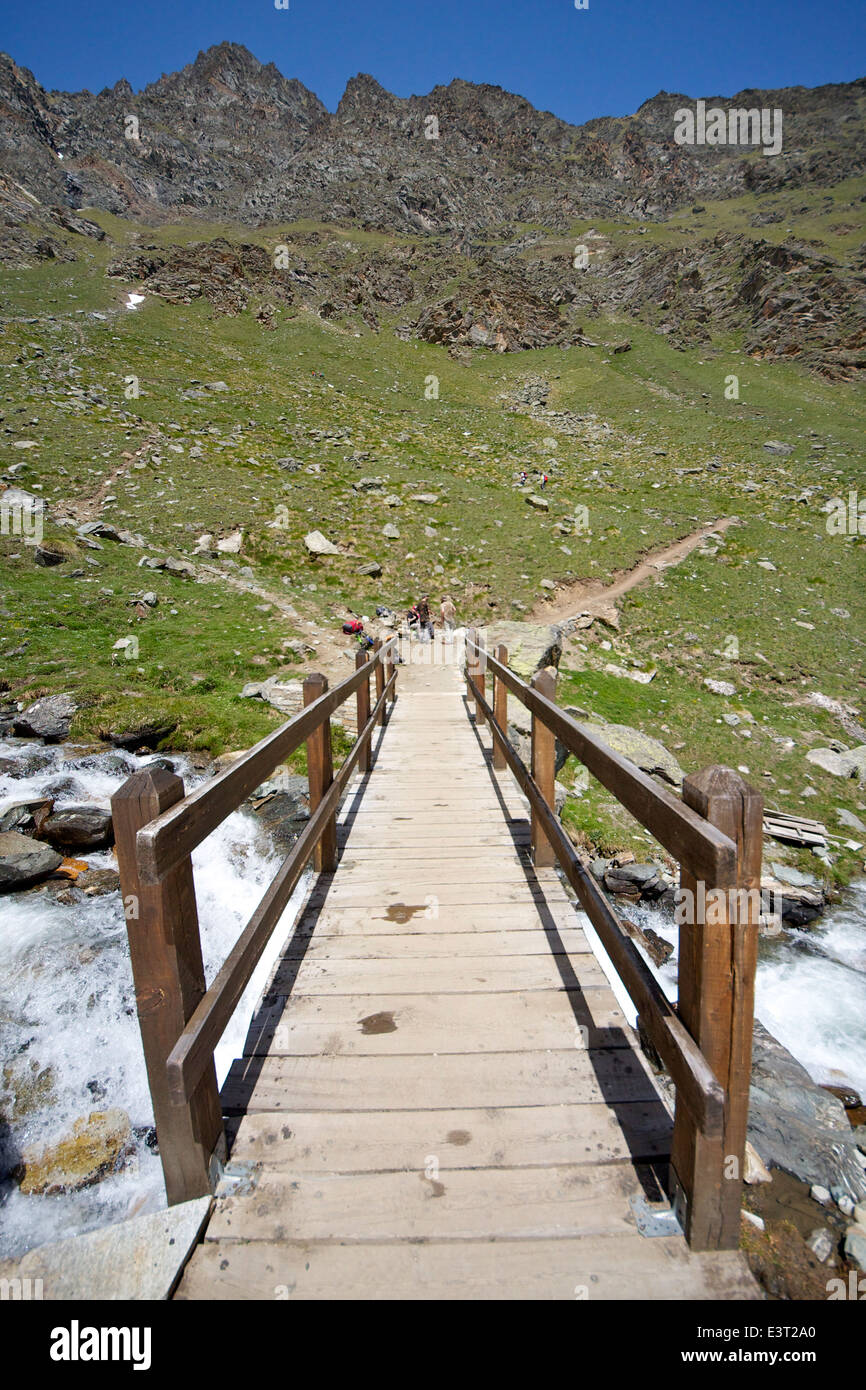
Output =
[
  {"x1": 0, "y1": 740, "x2": 308, "y2": 1259},
  {"x1": 587, "y1": 883, "x2": 866, "y2": 1100}
]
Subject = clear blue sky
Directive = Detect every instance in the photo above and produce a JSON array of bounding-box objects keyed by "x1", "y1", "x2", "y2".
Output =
[{"x1": 4, "y1": 0, "x2": 864, "y2": 124}]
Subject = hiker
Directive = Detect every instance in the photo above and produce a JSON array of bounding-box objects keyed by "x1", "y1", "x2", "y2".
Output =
[
  {"x1": 417, "y1": 595, "x2": 434, "y2": 642},
  {"x1": 441, "y1": 595, "x2": 456, "y2": 638},
  {"x1": 540, "y1": 472, "x2": 548, "y2": 490},
  {"x1": 406, "y1": 603, "x2": 421, "y2": 636},
  {"x1": 519, "y1": 469, "x2": 527, "y2": 485}
]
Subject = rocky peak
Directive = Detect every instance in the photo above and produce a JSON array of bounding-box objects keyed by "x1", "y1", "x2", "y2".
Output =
[{"x1": 336, "y1": 72, "x2": 398, "y2": 120}]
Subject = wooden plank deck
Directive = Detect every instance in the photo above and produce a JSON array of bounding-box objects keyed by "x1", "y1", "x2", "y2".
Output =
[{"x1": 176, "y1": 652, "x2": 759, "y2": 1300}]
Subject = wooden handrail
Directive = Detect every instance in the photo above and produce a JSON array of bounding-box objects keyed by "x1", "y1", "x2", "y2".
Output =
[
  {"x1": 136, "y1": 637, "x2": 397, "y2": 885},
  {"x1": 466, "y1": 631, "x2": 761, "y2": 1252},
  {"x1": 465, "y1": 663, "x2": 724, "y2": 1138},
  {"x1": 467, "y1": 635, "x2": 736, "y2": 887},
  {"x1": 165, "y1": 668, "x2": 396, "y2": 1105},
  {"x1": 112, "y1": 642, "x2": 397, "y2": 1206}
]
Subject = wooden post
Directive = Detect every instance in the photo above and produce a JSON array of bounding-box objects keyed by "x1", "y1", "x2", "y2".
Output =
[
  {"x1": 355, "y1": 651, "x2": 371, "y2": 774},
  {"x1": 303, "y1": 673, "x2": 337, "y2": 872},
  {"x1": 474, "y1": 631, "x2": 486, "y2": 727},
  {"x1": 111, "y1": 769, "x2": 223, "y2": 1206},
  {"x1": 384, "y1": 638, "x2": 396, "y2": 703},
  {"x1": 670, "y1": 766, "x2": 763, "y2": 1250},
  {"x1": 465, "y1": 627, "x2": 476, "y2": 707},
  {"x1": 373, "y1": 638, "x2": 385, "y2": 726},
  {"x1": 493, "y1": 645, "x2": 508, "y2": 771},
  {"x1": 530, "y1": 669, "x2": 557, "y2": 867}
]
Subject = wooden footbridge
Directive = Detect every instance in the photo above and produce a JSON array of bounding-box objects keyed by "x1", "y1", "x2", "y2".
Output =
[{"x1": 112, "y1": 632, "x2": 762, "y2": 1299}]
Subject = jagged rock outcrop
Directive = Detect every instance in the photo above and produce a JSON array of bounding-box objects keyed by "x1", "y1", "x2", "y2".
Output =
[{"x1": 2, "y1": 46, "x2": 864, "y2": 232}]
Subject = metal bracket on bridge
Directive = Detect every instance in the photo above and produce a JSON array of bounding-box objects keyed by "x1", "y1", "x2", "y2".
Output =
[
  {"x1": 216, "y1": 1160, "x2": 262, "y2": 1198},
  {"x1": 629, "y1": 1193, "x2": 684, "y2": 1238}
]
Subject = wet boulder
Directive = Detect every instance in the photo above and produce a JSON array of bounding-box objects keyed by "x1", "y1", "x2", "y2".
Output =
[
  {"x1": 41, "y1": 806, "x2": 114, "y2": 852},
  {"x1": 0, "y1": 831, "x2": 63, "y2": 889},
  {"x1": 17, "y1": 1109, "x2": 135, "y2": 1195},
  {"x1": 0, "y1": 797, "x2": 54, "y2": 835},
  {"x1": 604, "y1": 861, "x2": 665, "y2": 900}
]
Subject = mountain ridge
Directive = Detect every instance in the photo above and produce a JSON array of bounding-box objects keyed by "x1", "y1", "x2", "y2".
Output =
[{"x1": 1, "y1": 43, "x2": 864, "y2": 233}]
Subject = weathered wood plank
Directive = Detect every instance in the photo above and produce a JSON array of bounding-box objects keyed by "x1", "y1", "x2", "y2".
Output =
[
  {"x1": 274, "y1": 952, "x2": 610, "y2": 995},
  {"x1": 243, "y1": 987, "x2": 629, "y2": 1055},
  {"x1": 205, "y1": 1162, "x2": 646, "y2": 1243},
  {"x1": 295, "y1": 902, "x2": 584, "y2": 935},
  {"x1": 279, "y1": 927, "x2": 595, "y2": 959},
  {"x1": 226, "y1": 1101, "x2": 671, "y2": 1171},
  {"x1": 221, "y1": 1048, "x2": 661, "y2": 1114},
  {"x1": 176, "y1": 1234, "x2": 760, "y2": 1301}
]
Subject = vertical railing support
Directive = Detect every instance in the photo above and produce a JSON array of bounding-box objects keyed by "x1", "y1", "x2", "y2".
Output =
[
  {"x1": 670, "y1": 766, "x2": 763, "y2": 1250},
  {"x1": 384, "y1": 637, "x2": 396, "y2": 703},
  {"x1": 373, "y1": 638, "x2": 385, "y2": 725},
  {"x1": 493, "y1": 644, "x2": 508, "y2": 771},
  {"x1": 471, "y1": 629, "x2": 486, "y2": 726},
  {"x1": 530, "y1": 669, "x2": 557, "y2": 867},
  {"x1": 355, "y1": 650, "x2": 372, "y2": 774},
  {"x1": 112, "y1": 769, "x2": 223, "y2": 1206},
  {"x1": 303, "y1": 672, "x2": 337, "y2": 872},
  {"x1": 465, "y1": 627, "x2": 476, "y2": 708}
]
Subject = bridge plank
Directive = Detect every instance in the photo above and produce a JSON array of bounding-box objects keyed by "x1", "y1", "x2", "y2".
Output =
[
  {"x1": 220, "y1": 1047, "x2": 660, "y2": 1114},
  {"x1": 242, "y1": 987, "x2": 629, "y2": 1054},
  {"x1": 204, "y1": 1162, "x2": 648, "y2": 1243},
  {"x1": 225, "y1": 1101, "x2": 672, "y2": 1171},
  {"x1": 176, "y1": 1235, "x2": 761, "y2": 1301},
  {"x1": 274, "y1": 952, "x2": 611, "y2": 995},
  {"x1": 279, "y1": 927, "x2": 595, "y2": 958}
]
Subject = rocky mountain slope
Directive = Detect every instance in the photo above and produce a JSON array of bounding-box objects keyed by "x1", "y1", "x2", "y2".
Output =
[
  {"x1": 2, "y1": 44, "x2": 864, "y2": 380},
  {"x1": 1, "y1": 43, "x2": 865, "y2": 232}
]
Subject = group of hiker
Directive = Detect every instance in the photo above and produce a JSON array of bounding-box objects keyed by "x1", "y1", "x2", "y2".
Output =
[
  {"x1": 406, "y1": 594, "x2": 457, "y2": 640},
  {"x1": 518, "y1": 470, "x2": 548, "y2": 489},
  {"x1": 341, "y1": 595, "x2": 458, "y2": 651}
]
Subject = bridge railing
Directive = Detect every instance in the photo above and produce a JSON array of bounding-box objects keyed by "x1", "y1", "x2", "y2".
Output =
[
  {"x1": 111, "y1": 636, "x2": 398, "y2": 1207},
  {"x1": 464, "y1": 629, "x2": 761, "y2": 1252}
]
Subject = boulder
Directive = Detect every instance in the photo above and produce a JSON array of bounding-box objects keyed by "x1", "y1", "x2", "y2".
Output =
[
  {"x1": 0, "y1": 797, "x2": 54, "y2": 834},
  {"x1": 583, "y1": 722, "x2": 684, "y2": 788},
  {"x1": 844, "y1": 1227, "x2": 866, "y2": 1272},
  {"x1": 807, "y1": 748, "x2": 854, "y2": 778},
  {"x1": 304, "y1": 530, "x2": 339, "y2": 556},
  {"x1": 357, "y1": 561, "x2": 383, "y2": 578},
  {"x1": 34, "y1": 545, "x2": 66, "y2": 567},
  {"x1": 763, "y1": 440, "x2": 793, "y2": 456},
  {"x1": 604, "y1": 861, "x2": 664, "y2": 899},
  {"x1": 526, "y1": 494, "x2": 549, "y2": 511},
  {"x1": 747, "y1": 1022, "x2": 866, "y2": 1202},
  {"x1": 703, "y1": 678, "x2": 737, "y2": 697},
  {"x1": 484, "y1": 622, "x2": 562, "y2": 678},
  {"x1": 41, "y1": 806, "x2": 114, "y2": 852},
  {"x1": 249, "y1": 775, "x2": 310, "y2": 851},
  {"x1": 382, "y1": 523, "x2": 400, "y2": 540},
  {"x1": 106, "y1": 717, "x2": 177, "y2": 750},
  {"x1": 77, "y1": 868, "x2": 121, "y2": 897},
  {"x1": 216, "y1": 529, "x2": 244, "y2": 554},
  {"x1": 240, "y1": 676, "x2": 303, "y2": 715},
  {"x1": 18, "y1": 1109, "x2": 135, "y2": 1195},
  {"x1": 0, "y1": 831, "x2": 62, "y2": 889},
  {"x1": 13, "y1": 693, "x2": 77, "y2": 741}
]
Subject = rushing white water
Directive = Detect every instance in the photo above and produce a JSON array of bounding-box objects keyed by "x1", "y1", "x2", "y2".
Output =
[
  {"x1": 599, "y1": 885, "x2": 866, "y2": 1100},
  {"x1": 0, "y1": 740, "x2": 309, "y2": 1259}
]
